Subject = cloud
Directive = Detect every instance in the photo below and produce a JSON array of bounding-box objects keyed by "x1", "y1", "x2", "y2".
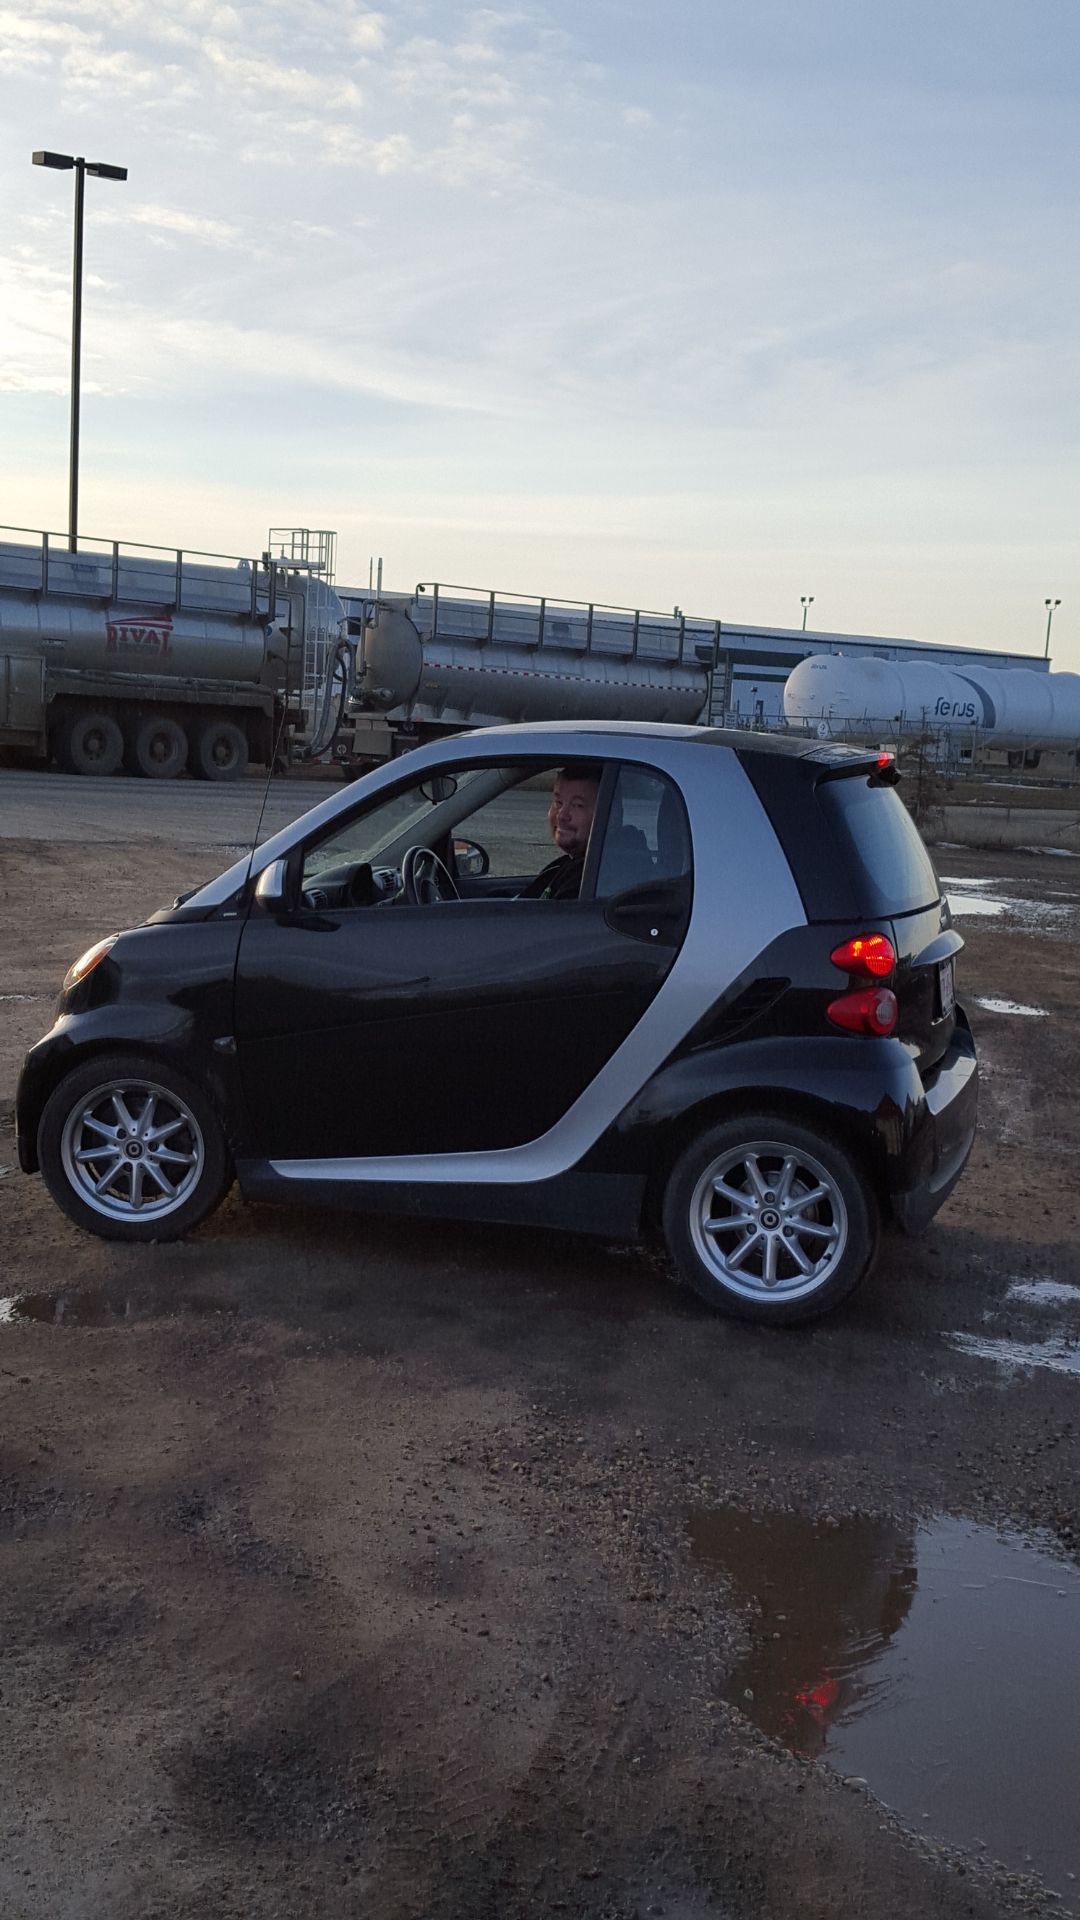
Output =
[
  {"x1": 201, "y1": 40, "x2": 363, "y2": 109},
  {"x1": 60, "y1": 45, "x2": 160, "y2": 93},
  {"x1": 105, "y1": 203, "x2": 242, "y2": 247},
  {"x1": 349, "y1": 11, "x2": 386, "y2": 52}
]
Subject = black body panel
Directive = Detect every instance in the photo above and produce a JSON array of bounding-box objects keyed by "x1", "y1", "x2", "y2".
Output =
[
  {"x1": 237, "y1": 1164, "x2": 646, "y2": 1239},
  {"x1": 584, "y1": 1010, "x2": 978, "y2": 1232},
  {"x1": 233, "y1": 898, "x2": 677, "y2": 1159},
  {"x1": 15, "y1": 921, "x2": 246, "y2": 1172}
]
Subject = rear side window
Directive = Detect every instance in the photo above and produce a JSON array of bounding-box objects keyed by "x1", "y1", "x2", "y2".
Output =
[
  {"x1": 820, "y1": 778, "x2": 940, "y2": 916},
  {"x1": 595, "y1": 766, "x2": 691, "y2": 896}
]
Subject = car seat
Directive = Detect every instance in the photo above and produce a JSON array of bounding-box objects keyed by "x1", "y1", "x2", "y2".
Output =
[
  {"x1": 655, "y1": 785, "x2": 692, "y2": 879},
  {"x1": 597, "y1": 819, "x2": 655, "y2": 895}
]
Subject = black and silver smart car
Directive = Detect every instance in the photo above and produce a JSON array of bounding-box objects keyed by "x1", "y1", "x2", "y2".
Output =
[{"x1": 15, "y1": 722, "x2": 978, "y2": 1324}]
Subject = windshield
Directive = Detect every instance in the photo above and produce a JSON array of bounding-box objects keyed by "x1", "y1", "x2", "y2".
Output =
[{"x1": 302, "y1": 765, "x2": 515, "y2": 882}]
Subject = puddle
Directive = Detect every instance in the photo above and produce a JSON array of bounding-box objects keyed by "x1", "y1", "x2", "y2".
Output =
[
  {"x1": 0, "y1": 1289, "x2": 236, "y2": 1327},
  {"x1": 1006, "y1": 1279, "x2": 1080, "y2": 1307},
  {"x1": 973, "y1": 997, "x2": 1049, "y2": 1017},
  {"x1": 690, "y1": 1506, "x2": 1080, "y2": 1896},
  {"x1": 949, "y1": 1331, "x2": 1080, "y2": 1378}
]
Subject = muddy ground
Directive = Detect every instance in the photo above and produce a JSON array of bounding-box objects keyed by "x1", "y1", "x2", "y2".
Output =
[{"x1": 2, "y1": 806, "x2": 1079, "y2": 1920}]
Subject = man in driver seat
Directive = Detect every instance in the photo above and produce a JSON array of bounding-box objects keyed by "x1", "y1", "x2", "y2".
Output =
[{"x1": 520, "y1": 763, "x2": 601, "y2": 900}]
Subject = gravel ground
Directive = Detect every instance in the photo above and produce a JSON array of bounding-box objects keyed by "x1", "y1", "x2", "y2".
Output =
[{"x1": 1, "y1": 796, "x2": 1078, "y2": 1920}]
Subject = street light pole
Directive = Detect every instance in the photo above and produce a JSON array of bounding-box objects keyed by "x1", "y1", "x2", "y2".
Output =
[
  {"x1": 801, "y1": 595, "x2": 814, "y2": 631},
  {"x1": 69, "y1": 156, "x2": 86, "y2": 555},
  {"x1": 1044, "y1": 598, "x2": 1061, "y2": 660},
  {"x1": 32, "y1": 150, "x2": 127, "y2": 551}
]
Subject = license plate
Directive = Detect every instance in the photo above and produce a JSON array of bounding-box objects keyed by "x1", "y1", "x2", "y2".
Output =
[{"x1": 939, "y1": 957, "x2": 955, "y2": 1019}]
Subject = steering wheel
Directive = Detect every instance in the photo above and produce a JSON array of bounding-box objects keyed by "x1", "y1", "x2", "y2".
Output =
[{"x1": 401, "y1": 845, "x2": 461, "y2": 906}]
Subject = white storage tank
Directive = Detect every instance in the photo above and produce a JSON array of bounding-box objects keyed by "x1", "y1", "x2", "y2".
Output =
[{"x1": 784, "y1": 653, "x2": 1080, "y2": 750}]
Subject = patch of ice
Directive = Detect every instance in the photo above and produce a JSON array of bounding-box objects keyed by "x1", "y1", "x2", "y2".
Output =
[
  {"x1": 947, "y1": 893, "x2": 1005, "y2": 917},
  {"x1": 949, "y1": 1332, "x2": 1080, "y2": 1379},
  {"x1": 974, "y1": 997, "x2": 1049, "y2": 1017},
  {"x1": 1007, "y1": 1280, "x2": 1080, "y2": 1307}
]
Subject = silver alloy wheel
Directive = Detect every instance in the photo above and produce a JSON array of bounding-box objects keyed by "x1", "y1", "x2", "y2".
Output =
[
  {"x1": 59, "y1": 1077, "x2": 206, "y2": 1222},
  {"x1": 688, "y1": 1137, "x2": 848, "y2": 1304}
]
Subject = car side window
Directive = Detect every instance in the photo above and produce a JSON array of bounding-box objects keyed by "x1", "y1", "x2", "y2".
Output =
[
  {"x1": 595, "y1": 767, "x2": 691, "y2": 897},
  {"x1": 452, "y1": 774, "x2": 561, "y2": 881}
]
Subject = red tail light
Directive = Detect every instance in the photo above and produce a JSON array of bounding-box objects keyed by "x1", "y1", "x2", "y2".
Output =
[
  {"x1": 830, "y1": 933, "x2": 895, "y2": 979},
  {"x1": 827, "y1": 987, "x2": 898, "y2": 1036}
]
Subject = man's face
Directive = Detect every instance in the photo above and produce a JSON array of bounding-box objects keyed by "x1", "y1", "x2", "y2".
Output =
[{"x1": 548, "y1": 775, "x2": 597, "y2": 858}]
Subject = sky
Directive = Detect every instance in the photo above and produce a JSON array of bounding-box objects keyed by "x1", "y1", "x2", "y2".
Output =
[{"x1": 1, "y1": 0, "x2": 1078, "y2": 664}]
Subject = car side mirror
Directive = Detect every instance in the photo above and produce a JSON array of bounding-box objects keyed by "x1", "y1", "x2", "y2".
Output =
[
  {"x1": 453, "y1": 837, "x2": 490, "y2": 878},
  {"x1": 255, "y1": 858, "x2": 289, "y2": 909}
]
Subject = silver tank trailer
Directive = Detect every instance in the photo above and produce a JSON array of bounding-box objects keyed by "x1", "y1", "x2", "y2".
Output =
[
  {"x1": 0, "y1": 541, "x2": 282, "y2": 683},
  {"x1": 356, "y1": 592, "x2": 713, "y2": 730}
]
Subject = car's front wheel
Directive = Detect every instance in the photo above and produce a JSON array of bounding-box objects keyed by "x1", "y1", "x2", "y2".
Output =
[
  {"x1": 38, "y1": 1055, "x2": 233, "y2": 1242},
  {"x1": 662, "y1": 1113, "x2": 877, "y2": 1324}
]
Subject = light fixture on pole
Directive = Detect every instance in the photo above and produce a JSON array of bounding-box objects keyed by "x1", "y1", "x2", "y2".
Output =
[
  {"x1": 1044, "y1": 598, "x2": 1061, "y2": 660},
  {"x1": 32, "y1": 149, "x2": 128, "y2": 552},
  {"x1": 801, "y1": 595, "x2": 814, "y2": 631}
]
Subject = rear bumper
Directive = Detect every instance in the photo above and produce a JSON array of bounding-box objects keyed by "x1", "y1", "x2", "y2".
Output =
[{"x1": 890, "y1": 1011, "x2": 978, "y2": 1234}]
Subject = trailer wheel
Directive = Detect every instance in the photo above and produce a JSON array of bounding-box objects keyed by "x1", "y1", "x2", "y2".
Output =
[
  {"x1": 188, "y1": 716, "x2": 248, "y2": 782},
  {"x1": 55, "y1": 710, "x2": 124, "y2": 777},
  {"x1": 127, "y1": 713, "x2": 188, "y2": 780}
]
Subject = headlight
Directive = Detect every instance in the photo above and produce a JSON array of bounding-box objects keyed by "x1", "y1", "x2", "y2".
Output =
[{"x1": 63, "y1": 935, "x2": 119, "y2": 991}]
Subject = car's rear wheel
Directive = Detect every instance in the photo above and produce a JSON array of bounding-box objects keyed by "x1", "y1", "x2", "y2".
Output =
[
  {"x1": 38, "y1": 1055, "x2": 233, "y2": 1242},
  {"x1": 662, "y1": 1113, "x2": 877, "y2": 1324}
]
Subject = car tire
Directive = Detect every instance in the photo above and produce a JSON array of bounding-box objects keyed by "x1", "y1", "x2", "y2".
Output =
[
  {"x1": 55, "y1": 709, "x2": 124, "y2": 777},
  {"x1": 661, "y1": 1112, "x2": 878, "y2": 1324},
  {"x1": 188, "y1": 716, "x2": 249, "y2": 782},
  {"x1": 38, "y1": 1054, "x2": 233, "y2": 1243},
  {"x1": 126, "y1": 712, "x2": 188, "y2": 779}
]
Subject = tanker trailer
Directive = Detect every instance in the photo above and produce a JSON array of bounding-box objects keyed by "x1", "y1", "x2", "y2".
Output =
[
  {"x1": 337, "y1": 583, "x2": 723, "y2": 765},
  {"x1": 0, "y1": 527, "x2": 349, "y2": 779},
  {"x1": 783, "y1": 652, "x2": 1080, "y2": 762}
]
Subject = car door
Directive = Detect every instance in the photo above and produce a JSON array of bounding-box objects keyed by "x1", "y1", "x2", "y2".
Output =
[{"x1": 232, "y1": 759, "x2": 692, "y2": 1163}]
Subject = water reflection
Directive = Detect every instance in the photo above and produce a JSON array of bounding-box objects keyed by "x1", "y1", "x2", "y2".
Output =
[
  {"x1": 689, "y1": 1508, "x2": 916, "y2": 1757},
  {"x1": 690, "y1": 1505, "x2": 1080, "y2": 1897}
]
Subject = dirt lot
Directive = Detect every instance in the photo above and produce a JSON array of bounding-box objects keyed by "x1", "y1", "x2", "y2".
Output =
[{"x1": 2, "y1": 808, "x2": 1079, "y2": 1920}]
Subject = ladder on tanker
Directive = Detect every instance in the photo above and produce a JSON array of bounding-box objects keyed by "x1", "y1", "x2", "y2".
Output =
[{"x1": 266, "y1": 528, "x2": 340, "y2": 739}]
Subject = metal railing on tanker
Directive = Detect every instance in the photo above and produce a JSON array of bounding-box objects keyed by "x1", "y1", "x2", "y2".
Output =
[
  {"x1": 0, "y1": 522, "x2": 278, "y2": 620},
  {"x1": 414, "y1": 581, "x2": 724, "y2": 668}
]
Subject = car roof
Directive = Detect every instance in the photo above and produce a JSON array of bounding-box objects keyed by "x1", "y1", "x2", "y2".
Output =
[{"x1": 453, "y1": 718, "x2": 871, "y2": 766}]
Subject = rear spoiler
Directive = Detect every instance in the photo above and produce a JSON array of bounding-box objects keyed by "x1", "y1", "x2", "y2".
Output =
[{"x1": 800, "y1": 744, "x2": 901, "y2": 788}]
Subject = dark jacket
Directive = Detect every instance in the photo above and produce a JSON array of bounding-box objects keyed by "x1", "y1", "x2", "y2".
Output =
[{"x1": 518, "y1": 853, "x2": 585, "y2": 901}]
